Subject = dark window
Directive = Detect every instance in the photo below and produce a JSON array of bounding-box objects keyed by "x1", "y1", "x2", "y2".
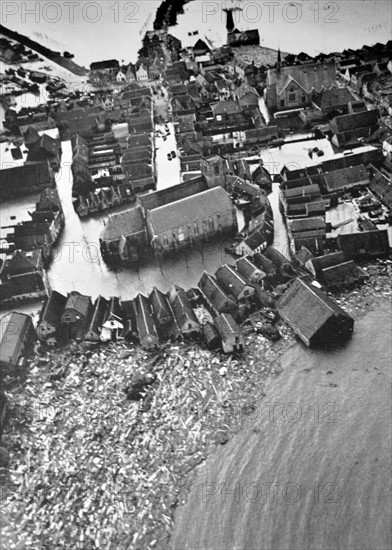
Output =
[
  {"x1": 288, "y1": 92, "x2": 296, "y2": 102},
  {"x1": 280, "y1": 99, "x2": 285, "y2": 107}
]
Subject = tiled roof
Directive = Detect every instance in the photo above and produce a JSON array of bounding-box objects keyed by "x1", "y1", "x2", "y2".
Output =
[
  {"x1": 268, "y1": 61, "x2": 337, "y2": 95},
  {"x1": 324, "y1": 164, "x2": 369, "y2": 192},
  {"x1": 64, "y1": 291, "x2": 92, "y2": 319},
  {"x1": 215, "y1": 264, "x2": 249, "y2": 299},
  {"x1": 101, "y1": 206, "x2": 145, "y2": 242},
  {"x1": 148, "y1": 187, "x2": 232, "y2": 235},
  {"x1": 331, "y1": 109, "x2": 379, "y2": 133},
  {"x1": 40, "y1": 290, "x2": 67, "y2": 327},
  {"x1": 277, "y1": 278, "x2": 353, "y2": 344},
  {"x1": 198, "y1": 272, "x2": 237, "y2": 313}
]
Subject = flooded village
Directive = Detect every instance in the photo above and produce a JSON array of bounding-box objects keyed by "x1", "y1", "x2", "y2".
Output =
[{"x1": 0, "y1": 3, "x2": 392, "y2": 549}]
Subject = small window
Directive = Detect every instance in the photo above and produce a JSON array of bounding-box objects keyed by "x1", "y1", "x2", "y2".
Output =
[
  {"x1": 214, "y1": 165, "x2": 220, "y2": 175},
  {"x1": 280, "y1": 99, "x2": 285, "y2": 107},
  {"x1": 288, "y1": 92, "x2": 296, "y2": 102},
  {"x1": 302, "y1": 96, "x2": 306, "y2": 103}
]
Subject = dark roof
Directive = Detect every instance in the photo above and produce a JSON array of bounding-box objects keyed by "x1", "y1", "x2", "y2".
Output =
[
  {"x1": 253, "y1": 252, "x2": 277, "y2": 277},
  {"x1": 243, "y1": 224, "x2": 272, "y2": 251},
  {"x1": 148, "y1": 187, "x2": 233, "y2": 235},
  {"x1": 236, "y1": 257, "x2": 264, "y2": 280},
  {"x1": 283, "y1": 184, "x2": 321, "y2": 201},
  {"x1": 310, "y1": 252, "x2": 346, "y2": 275},
  {"x1": 5, "y1": 249, "x2": 42, "y2": 275},
  {"x1": 90, "y1": 59, "x2": 120, "y2": 71},
  {"x1": 316, "y1": 87, "x2": 356, "y2": 110},
  {"x1": 289, "y1": 217, "x2": 325, "y2": 234},
  {"x1": 0, "y1": 161, "x2": 53, "y2": 193},
  {"x1": 215, "y1": 264, "x2": 250, "y2": 299},
  {"x1": 134, "y1": 294, "x2": 159, "y2": 343},
  {"x1": 168, "y1": 286, "x2": 199, "y2": 329},
  {"x1": 29, "y1": 134, "x2": 61, "y2": 158},
  {"x1": 268, "y1": 61, "x2": 337, "y2": 95},
  {"x1": 86, "y1": 296, "x2": 109, "y2": 335},
  {"x1": 149, "y1": 287, "x2": 172, "y2": 322},
  {"x1": 214, "y1": 313, "x2": 240, "y2": 339},
  {"x1": 322, "y1": 261, "x2": 367, "y2": 289},
  {"x1": 39, "y1": 290, "x2": 67, "y2": 327},
  {"x1": 338, "y1": 230, "x2": 390, "y2": 259},
  {"x1": 277, "y1": 278, "x2": 354, "y2": 346},
  {"x1": 101, "y1": 206, "x2": 145, "y2": 242},
  {"x1": 324, "y1": 164, "x2": 369, "y2": 192},
  {"x1": 63, "y1": 291, "x2": 92, "y2": 319},
  {"x1": 0, "y1": 313, "x2": 35, "y2": 366},
  {"x1": 198, "y1": 272, "x2": 237, "y2": 313},
  {"x1": 212, "y1": 100, "x2": 243, "y2": 116},
  {"x1": 36, "y1": 187, "x2": 61, "y2": 210},
  {"x1": 331, "y1": 109, "x2": 379, "y2": 133},
  {"x1": 296, "y1": 246, "x2": 314, "y2": 265}
]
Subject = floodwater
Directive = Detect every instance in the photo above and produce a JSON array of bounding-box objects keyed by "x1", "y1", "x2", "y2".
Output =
[
  {"x1": 2, "y1": 1, "x2": 390, "y2": 68},
  {"x1": 172, "y1": 301, "x2": 392, "y2": 550},
  {"x1": 1, "y1": 135, "x2": 334, "y2": 308},
  {"x1": 46, "y1": 140, "x2": 243, "y2": 301}
]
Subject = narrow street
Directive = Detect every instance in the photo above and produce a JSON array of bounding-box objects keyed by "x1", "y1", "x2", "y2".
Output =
[{"x1": 154, "y1": 122, "x2": 181, "y2": 190}]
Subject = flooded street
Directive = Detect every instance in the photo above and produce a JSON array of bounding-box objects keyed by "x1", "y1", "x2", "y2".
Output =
[
  {"x1": 45, "y1": 141, "x2": 239, "y2": 302},
  {"x1": 0, "y1": 135, "x2": 310, "y2": 311}
]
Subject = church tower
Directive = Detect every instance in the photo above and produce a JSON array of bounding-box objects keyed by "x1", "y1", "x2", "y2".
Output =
[{"x1": 200, "y1": 155, "x2": 226, "y2": 189}]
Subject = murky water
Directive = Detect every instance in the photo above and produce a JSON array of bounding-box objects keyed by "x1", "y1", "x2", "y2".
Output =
[{"x1": 173, "y1": 302, "x2": 392, "y2": 550}]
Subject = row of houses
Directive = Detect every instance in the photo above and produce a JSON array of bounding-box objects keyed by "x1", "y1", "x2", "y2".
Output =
[
  {"x1": 1, "y1": 241, "x2": 360, "y2": 376},
  {"x1": 34, "y1": 284, "x2": 244, "y2": 354},
  {"x1": 1, "y1": 187, "x2": 64, "y2": 306},
  {"x1": 70, "y1": 83, "x2": 155, "y2": 217}
]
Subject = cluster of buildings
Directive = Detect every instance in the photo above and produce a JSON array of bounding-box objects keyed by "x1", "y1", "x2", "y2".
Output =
[
  {"x1": 67, "y1": 84, "x2": 155, "y2": 216},
  {"x1": 1, "y1": 240, "x2": 362, "y2": 375},
  {"x1": 0, "y1": 187, "x2": 64, "y2": 306},
  {"x1": 99, "y1": 151, "x2": 274, "y2": 264},
  {"x1": 279, "y1": 146, "x2": 390, "y2": 262},
  {"x1": 0, "y1": 36, "x2": 39, "y2": 65}
]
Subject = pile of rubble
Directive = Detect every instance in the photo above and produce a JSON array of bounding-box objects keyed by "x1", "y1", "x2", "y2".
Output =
[
  {"x1": 328, "y1": 261, "x2": 392, "y2": 318},
  {"x1": 0, "y1": 330, "x2": 292, "y2": 550}
]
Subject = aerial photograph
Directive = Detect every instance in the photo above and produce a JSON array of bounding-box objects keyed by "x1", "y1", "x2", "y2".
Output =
[{"x1": 0, "y1": 0, "x2": 391, "y2": 548}]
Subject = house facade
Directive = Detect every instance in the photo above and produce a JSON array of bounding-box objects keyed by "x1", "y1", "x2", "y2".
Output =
[{"x1": 266, "y1": 61, "x2": 338, "y2": 112}]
